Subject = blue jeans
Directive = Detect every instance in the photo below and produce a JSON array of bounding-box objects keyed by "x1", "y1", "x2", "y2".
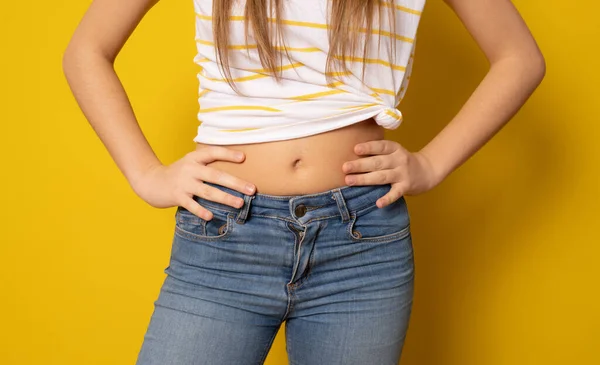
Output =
[{"x1": 136, "y1": 181, "x2": 415, "y2": 365}]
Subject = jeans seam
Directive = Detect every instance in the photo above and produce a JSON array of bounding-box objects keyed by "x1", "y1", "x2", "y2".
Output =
[
  {"x1": 346, "y1": 212, "x2": 412, "y2": 243},
  {"x1": 252, "y1": 213, "x2": 297, "y2": 224},
  {"x1": 174, "y1": 212, "x2": 235, "y2": 242},
  {"x1": 304, "y1": 214, "x2": 339, "y2": 224},
  {"x1": 180, "y1": 202, "x2": 235, "y2": 215},
  {"x1": 282, "y1": 285, "x2": 296, "y2": 321},
  {"x1": 251, "y1": 213, "x2": 339, "y2": 225},
  {"x1": 286, "y1": 322, "x2": 293, "y2": 364},
  {"x1": 286, "y1": 222, "x2": 301, "y2": 258},
  {"x1": 293, "y1": 245, "x2": 315, "y2": 290}
]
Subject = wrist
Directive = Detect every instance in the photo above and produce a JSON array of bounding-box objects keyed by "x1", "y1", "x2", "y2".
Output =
[
  {"x1": 128, "y1": 161, "x2": 164, "y2": 194},
  {"x1": 414, "y1": 149, "x2": 447, "y2": 189}
]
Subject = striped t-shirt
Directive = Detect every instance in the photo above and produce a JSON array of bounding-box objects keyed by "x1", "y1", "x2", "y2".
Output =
[{"x1": 192, "y1": 0, "x2": 426, "y2": 145}]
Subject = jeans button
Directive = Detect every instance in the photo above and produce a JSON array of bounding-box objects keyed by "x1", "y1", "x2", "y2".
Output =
[{"x1": 294, "y1": 204, "x2": 307, "y2": 217}]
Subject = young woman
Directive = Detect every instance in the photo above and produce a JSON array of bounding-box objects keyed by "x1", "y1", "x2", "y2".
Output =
[{"x1": 63, "y1": 0, "x2": 545, "y2": 363}]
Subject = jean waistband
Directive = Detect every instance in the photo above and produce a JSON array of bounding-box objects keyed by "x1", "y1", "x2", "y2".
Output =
[{"x1": 194, "y1": 181, "x2": 393, "y2": 225}]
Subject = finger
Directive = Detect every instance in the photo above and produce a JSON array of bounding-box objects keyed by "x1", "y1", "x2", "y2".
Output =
[
  {"x1": 342, "y1": 155, "x2": 395, "y2": 173},
  {"x1": 192, "y1": 146, "x2": 246, "y2": 164},
  {"x1": 345, "y1": 170, "x2": 396, "y2": 186},
  {"x1": 194, "y1": 164, "x2": 256, "y2": 196},
  {"x1": 376, "y1": 186, "x2": 405, "y2": 208},
  {"x1": 354, "y1": 140, "x2": 399, "y2": 156},
  {"x1": 194, "y1": 182, "x2": 246, "y2": 209},
  {"x1": 180, "y1": 198, "x2": 214, "y2": 220}
]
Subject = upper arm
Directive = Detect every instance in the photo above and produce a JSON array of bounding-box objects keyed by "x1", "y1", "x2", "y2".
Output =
[
  {"x1": 441, "y1": 0, "x2": 545, "y2": 66},
  {"x1": 64, "y1": 0, "x2": 161, "y2": 62}
]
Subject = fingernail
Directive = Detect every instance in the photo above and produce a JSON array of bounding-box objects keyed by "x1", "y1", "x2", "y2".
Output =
[
  {"x1": 346, "y1": 177, "x2": 355, "y2": 185},
  {"x1": 236, "y1": 152, "x2": 244, "y2": 159},
  {"x1": 246, "y1": 184, "x2": 255, "y2": 193}
]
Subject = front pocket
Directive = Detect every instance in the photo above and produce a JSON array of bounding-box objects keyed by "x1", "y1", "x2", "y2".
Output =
[
  {"x1": 174, "y1": 206, "x2": 234, "y2": 242},
  {"x1": 346, "y1": 196, "x2": 411, "y2": 243}
]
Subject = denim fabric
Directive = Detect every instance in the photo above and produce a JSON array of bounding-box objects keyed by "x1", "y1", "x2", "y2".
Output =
[{"x1": 136, "y1": 181, "x2": 415, "y2": 365}]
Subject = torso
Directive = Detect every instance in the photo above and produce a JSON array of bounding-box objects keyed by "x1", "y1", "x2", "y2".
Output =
[{"x1": 195, "y1": 117, "x2": 384, "y2": 195}]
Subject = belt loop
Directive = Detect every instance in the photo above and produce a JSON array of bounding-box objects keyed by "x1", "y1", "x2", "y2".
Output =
[
  {"x1": 332, "y1": 189, "x2": 350, "y2": 223},
  {"x1": 236, "y1": 194, "x2": 255, "y2": 224}
]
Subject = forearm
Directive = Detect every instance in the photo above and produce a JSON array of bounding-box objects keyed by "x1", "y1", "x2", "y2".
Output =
[
  {"x1": 418, "y1": 55, "x2": 546, "y2": 184},
  {"x1": 62, "y1": 48, "x2": 162, "y2": 189}
]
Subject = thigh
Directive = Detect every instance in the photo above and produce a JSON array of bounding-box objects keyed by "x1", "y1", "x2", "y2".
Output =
[
  {"x1": 135, "y1": 280, "x2": 281, "y2": 365},
  {"x1": 136, "y1": 206, "x2": 288, "y2": 365},
  {"x1": 285, "y1": 301, "x2": 412, "y2": 365},
  {"x1": 285, "y1": 197, "x2": 415, "y2": 365},
  {"x1": 285, "y1": 249, "x2": 414, "y2": 365}
]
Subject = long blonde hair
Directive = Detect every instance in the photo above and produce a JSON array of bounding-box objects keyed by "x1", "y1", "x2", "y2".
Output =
[{"x1": 212, "y1": 0, "x2": 397, "y2": 93}]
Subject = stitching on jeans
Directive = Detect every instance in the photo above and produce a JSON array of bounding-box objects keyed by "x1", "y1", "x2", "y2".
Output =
[
  {"x1": 286, "y1": 321, "x2": 294, "y2": 363},
  {"x1": 182, "y1": 201, "x2": 237, "y2": 215},
  {"x1": 291, "y1": 246, "x2": 314, "y2": 290},
  {"x1": 282, "y1": 284, "x2": 296, "y2": 321},
  {"x1": 304, "y1": 204, "x2": 327, "y2": 211},
  {"x1": 287, "y1": 222, "x2": 302, "y2": 234},
  {"x1": 257, "y1": 190, "x2": 337, "y2": 199},
  {"x1": 251, "y1": 213, "x2": 342, "y2": 225},
  {"x1": 353, "y1": 195, "x2": 406, "y2": 217},
  {"x1": 345, "y1": 212, "x2": 412, "y2": 243},
  {"x1": 252, "y1": 213, "x2": 297, "y2": 224},
  {"x1": 174, "y1": 212, "x2": 235, "y2": 242},
  {"x1": 191, "y1": 185, "x2": 389, "y2": 215},
  {"x1": 176, "y1": 209, "x2": 208, "y2": 236},
  {"x1": 285, "y1": 222, "x2": 300, "y2": 254},
  {"x1": 247, "y1": 184, "x2": 381, "y2": 200},
  {"x1": 304, "y1": 214, "x2": 339, "y2": 224},
  {"x1": 202, "y1": 182, "x2": 335, "y2": 201},
  {"x1": 199, "y1": 204, "x2": 383, "y2": 226},
  {"x1": 288, "y1": 231, "x2": 313, "y2": 291},
  {"x1": 346, "y1": 214, "x2": 358, "y2": 239}
]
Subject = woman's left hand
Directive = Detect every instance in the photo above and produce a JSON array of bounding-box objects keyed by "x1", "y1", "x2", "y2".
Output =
[{"x1": 342, "y1": 140, "x2": 441, "y2": 208}]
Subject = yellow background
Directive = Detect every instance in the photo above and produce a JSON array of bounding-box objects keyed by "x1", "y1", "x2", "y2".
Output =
[{"x1": 2, "y1": 0, "x2": 598, "y2": 364}]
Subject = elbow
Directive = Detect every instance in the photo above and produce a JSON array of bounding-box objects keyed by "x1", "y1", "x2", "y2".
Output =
[
  {"x1": 529, "y1": 50, "x2": 546, "y2": 86},
  {"x1": 62, "y1": 44, "x2": 75, "y2": 75},
  {"x1": 62, "y1": 45, "x2": 78, "y2": 82},
  {"x1": 491, "y1": 47, "x2": 547, "y2": 87},
  {"x1": 62, "y1": 41, "x2": 113, "y2": 79},
  {"x1": 62, "y1": 41, "x2": 84, "y2": 77}
]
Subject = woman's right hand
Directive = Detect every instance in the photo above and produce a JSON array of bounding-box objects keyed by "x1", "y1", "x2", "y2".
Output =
[{"x1": 131, "y1": 146, "x2": 256, "y2": 220}]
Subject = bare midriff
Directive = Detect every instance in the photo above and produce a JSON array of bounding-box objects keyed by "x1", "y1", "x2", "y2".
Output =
[{"x1": 195, "y1": 117, "x2": 385, "y2": 196}]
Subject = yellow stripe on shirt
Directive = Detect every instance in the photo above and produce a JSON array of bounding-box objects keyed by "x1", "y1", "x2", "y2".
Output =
[
  {"x1": 201, "y1": 62, "x2": 304, "y2": 82},
  {"x1": 339, "y1": 103, "x2": 380, "y2": 110},
  {"x1": 288, "y1": 89, "x2": 348, "y2": 101},
  {"x1": 334, "y1": 56, "x2": 407, "y2": 71},
  {"x1": 370, "y1": 87, "x2": 396, "y2": 96}
]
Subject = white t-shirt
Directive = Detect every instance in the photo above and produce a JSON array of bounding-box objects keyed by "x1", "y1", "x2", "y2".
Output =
[{"x1": 192, "y1": 0, "x2": 426, "y2": 145}]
